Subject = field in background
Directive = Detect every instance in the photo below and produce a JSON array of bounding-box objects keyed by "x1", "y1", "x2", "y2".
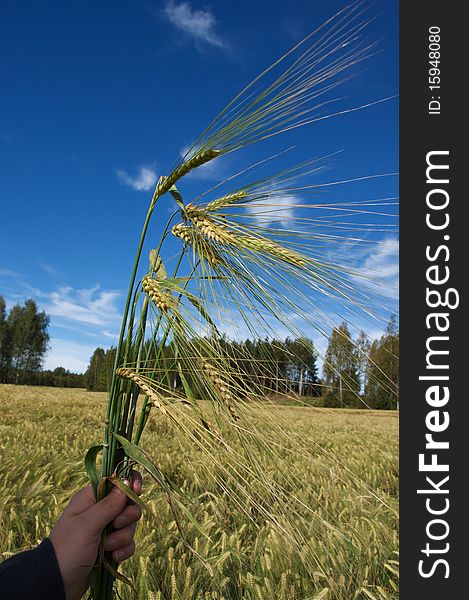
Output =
[{"x1": 0, "y1": 385, "x2": 398, "y2": 599}]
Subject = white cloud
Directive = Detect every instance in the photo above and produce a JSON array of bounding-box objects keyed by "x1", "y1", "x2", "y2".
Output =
[
  {"x1": 0, "y1": 268, "x2": 23, "y2": 279},
  {"x1": 353, "y1": 237, "x2": 399, "y2": 301},
  {"x1": 244, "y1": 194, "x2": 300, "y2": 227},
  {"x1": 101, "y1": 330, "x2": 118, "y2": 341},
  {"x1": 40, "y1": 262, "x2": 62, "y2": 277},
  {"x1": 44, "y1": 286, "x2": 121, "y2": 326},
  {"x1": 117, "y1": 166, "x2": 157, "y2": 191},
  {"x1": 44, "y1": 338, "x2": 97, "y2": 373},
  {"x1": 164, "y1": 1, "x2": 226, "y2": 48},
  {"x1": 0, "y1": 272, "x2": 121, "y2": 372}
]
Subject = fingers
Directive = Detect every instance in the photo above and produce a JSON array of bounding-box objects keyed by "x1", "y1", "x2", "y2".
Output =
[
  {"x1": 112, "y1": 540, "x2": 136, "y2": 563},
  {"x1": 104, "y1": 523, "x2": 136, "y2": 551},
  {"x1": 85, "y1": 484, "x2": 129, "y2": 535},
  {"x1": 112, "y1": 503, "x2": 142, "y2": 529},
  {"x1": 80, "y1": 472, "x2": 143, "y2": 537},
  {"x1": 104, "y1": 523, "x2": 137, "y2": 564}
]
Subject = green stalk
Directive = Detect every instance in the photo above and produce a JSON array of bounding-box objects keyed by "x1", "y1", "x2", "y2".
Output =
[
  {"x1": 102, "y1": 192, "x2": 160, "y2": 479},
  {"x1": 97, "y1": 190, "x2": 162, "y2": 600},
  {"x1": 126, "y1": 248, "x2": 190, "y2": 444},
  {"x1": 110, "y1": 214, "x2": 178, "y2": 466},
  {"x1": 131, "y1": 308, "x2": 179, "y2": 445},
  {"x1": 132, "y1": 257, "x2": 198, "y2": 446}
]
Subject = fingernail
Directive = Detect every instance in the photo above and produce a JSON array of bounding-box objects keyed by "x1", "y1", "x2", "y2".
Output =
[{"x1": 113, "y1": 550, "x2": 121, "y2": 563}]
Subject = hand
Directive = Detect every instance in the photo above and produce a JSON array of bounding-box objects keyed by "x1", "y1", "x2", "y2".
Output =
[{"x1": 49, "y1": 471, "x2": 142, "y2": 600}]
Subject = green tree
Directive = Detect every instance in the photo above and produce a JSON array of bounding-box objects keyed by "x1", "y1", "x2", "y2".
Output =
[
  {"x1": 366, "y1": 315, "x2": 399, "y2": 409},
  {"x1": 4, "y1": 299, "x2": 49, "y2": 383},
  {"x1": 288, "y1": 337, "x2": 320, "y2": 396},
  {"x1": 85, "y1": 348, "x2": 108, "y2": 391},
  {"x1": 0, "y1": 296, "x2": 5, "y2": 330},
  {"x1": 0, "y1": 296, "x2": 9, "y2": 382},
  {"x1": 323, "y1": 322, "x2": 360, "y2": 407},
  {"x1": 356, "y1": 330, "x2": 371, "y2": 395},
  {"x1": 85, "y1": 347, "x2": 117, "y2": 391}
]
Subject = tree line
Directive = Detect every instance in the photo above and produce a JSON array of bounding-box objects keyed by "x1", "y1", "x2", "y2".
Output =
[
  {"x1": 84, "y1": 336, "x2": 322, "y2": 397},
  {"x1": 1, "y1": 295, "x2": 398, "y2": 408},
  {"x1": 84, "y1": 316, "x2": 399, "y2": 410},
  {"x1": 323, "y1": 315, "x2": 399, "y2": 409}
]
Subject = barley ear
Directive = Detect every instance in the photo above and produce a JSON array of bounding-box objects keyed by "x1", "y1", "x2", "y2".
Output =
[
  {"x1": 142, "y1": 275, "x2": 175, "y2": 312},
  {"x1": 115, "y1": 368, "x2": 167, "y2": 414},
  {"x1": 206, "y1": 190, "x2": 249, "y2": 212},
  {"x1": 155, "y1": 149, "x2": 221, "y2": 197}
]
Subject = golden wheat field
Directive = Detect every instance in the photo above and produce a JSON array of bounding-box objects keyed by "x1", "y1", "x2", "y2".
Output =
[{"x1": 0, "y1": 385, "x2": 398, "y2": 599}]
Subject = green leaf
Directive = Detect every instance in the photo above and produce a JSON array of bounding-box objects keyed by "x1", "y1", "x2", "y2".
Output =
[
  {"x1": 178, "y1": 366, "x2": 212, "y2": 432},
  {"x1": 107, "y1": 477, "x2": 150, "y2": 513},
  {"x1": 153, "y1": 278, "x2": 218, "y2": 330},
  {"x1": 85, "y1": 445, "x2": 102, "y2": 497},
  {"x1": 168, "y1": 493, "x2": 213, "y2": 542},
  {"x1": 169, "y1": 185, "x2": 184, "y2": 209},
  {"x1": 102, "y1": 559, "x2": 137, "y2": 599},
  {"x1": 178, "y1": 366, "x2": 197, "y2": 404},
  {"x1": 112, "y1": 433, "x2": 181, "y2": 495},
  {"x1": 149, "y1": 250, "x2": 167, "y2": 279},
  {"x1": 187, "y1": 296, "x2": 218, "y2": 330}
]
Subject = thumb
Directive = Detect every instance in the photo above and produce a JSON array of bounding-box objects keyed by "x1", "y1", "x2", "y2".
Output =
[{"x1": 85, "y1": 484, "x2": 129, "y2": 536}]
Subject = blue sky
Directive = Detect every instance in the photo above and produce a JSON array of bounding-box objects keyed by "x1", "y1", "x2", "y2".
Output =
[{"x1": 0, "y1": 0, "x2": 398, "y2": 372}]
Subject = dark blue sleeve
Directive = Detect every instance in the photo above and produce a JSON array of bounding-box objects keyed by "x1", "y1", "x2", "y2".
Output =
[{"x1": 0, "y1": 538, "x2": 66, "y2": 600}]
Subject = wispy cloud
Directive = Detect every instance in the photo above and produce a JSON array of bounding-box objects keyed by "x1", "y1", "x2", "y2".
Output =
[
  {"x1": 0, "y1": 270, "x2": 120, "y2": 329},
  {"x1": 353, "y1": 237, "x2": 399, "y2": 301},
  {"x1": 44, "y1": 286, "x2": 121, "y2": 326},
  {"x1": 0, "y1": 271, "x2": 121, "y2": 371},
  {"x1": 40, "y1": 262, "x2": 62, "y2": 277},
  {"x1": 117, "y1": 166, "x2": 157, "y2": 191},
  {"x1": 102, "y1": 330, "x2": 118, "y2": 340},
  {"x1": 0, "y1": 267, "x2": 23, "y2": 279},
  {"x1": 164, "y1": 1, "x2": 226, "y2": 49},
  {"x1": 244, "y1": 193, "x2": 300, "y2": 227}
]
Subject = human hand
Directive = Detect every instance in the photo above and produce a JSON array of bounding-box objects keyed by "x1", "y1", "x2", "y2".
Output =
[{"x1": 49, "y1": 471, "x2": 142, "y2": 600}]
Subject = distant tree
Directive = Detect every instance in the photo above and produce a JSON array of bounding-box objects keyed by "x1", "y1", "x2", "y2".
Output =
[
  {"x1": 287, "y1": 337, "x2": 320, "y2": 396},
  {"x1": 84, "y1": 347, "x2": 117, "y2": 391},
  {"x1": 356, "y1": 330, "x2": 371, "y2": 395},
  {"x1": 3, "y1": 299, "x2": 49, "y2": 383},
  {"x1": 270, "y1": 339, "x2": 287, "y2": 394},
  {"x1": 0, "y1": 296, "x2": 8, "y2": 382},
  {"x1": 0, "y1": 295, "x2": 87, "y2": 388},
  {"x1": 0, "y1": 296, "x2": 5, "y2": 329},
  {"x1": 51, "y1": 367, "x2": 71, "y2": 388},
  {"x1": 386, "y1": 313, "x2": 399, "y2": 337},
  {"x1": 26, "y1": 367, "x2": 86, "y2": 388},
  {"x1": 366, "y1": 314, "x2": 399, "y2": 409},
  {"x1": 85, "y1": 348, "x2": 108, "y2": 391},
  {"x1": 323, "y1": 322, "x2": 360, "y2": 407}
]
